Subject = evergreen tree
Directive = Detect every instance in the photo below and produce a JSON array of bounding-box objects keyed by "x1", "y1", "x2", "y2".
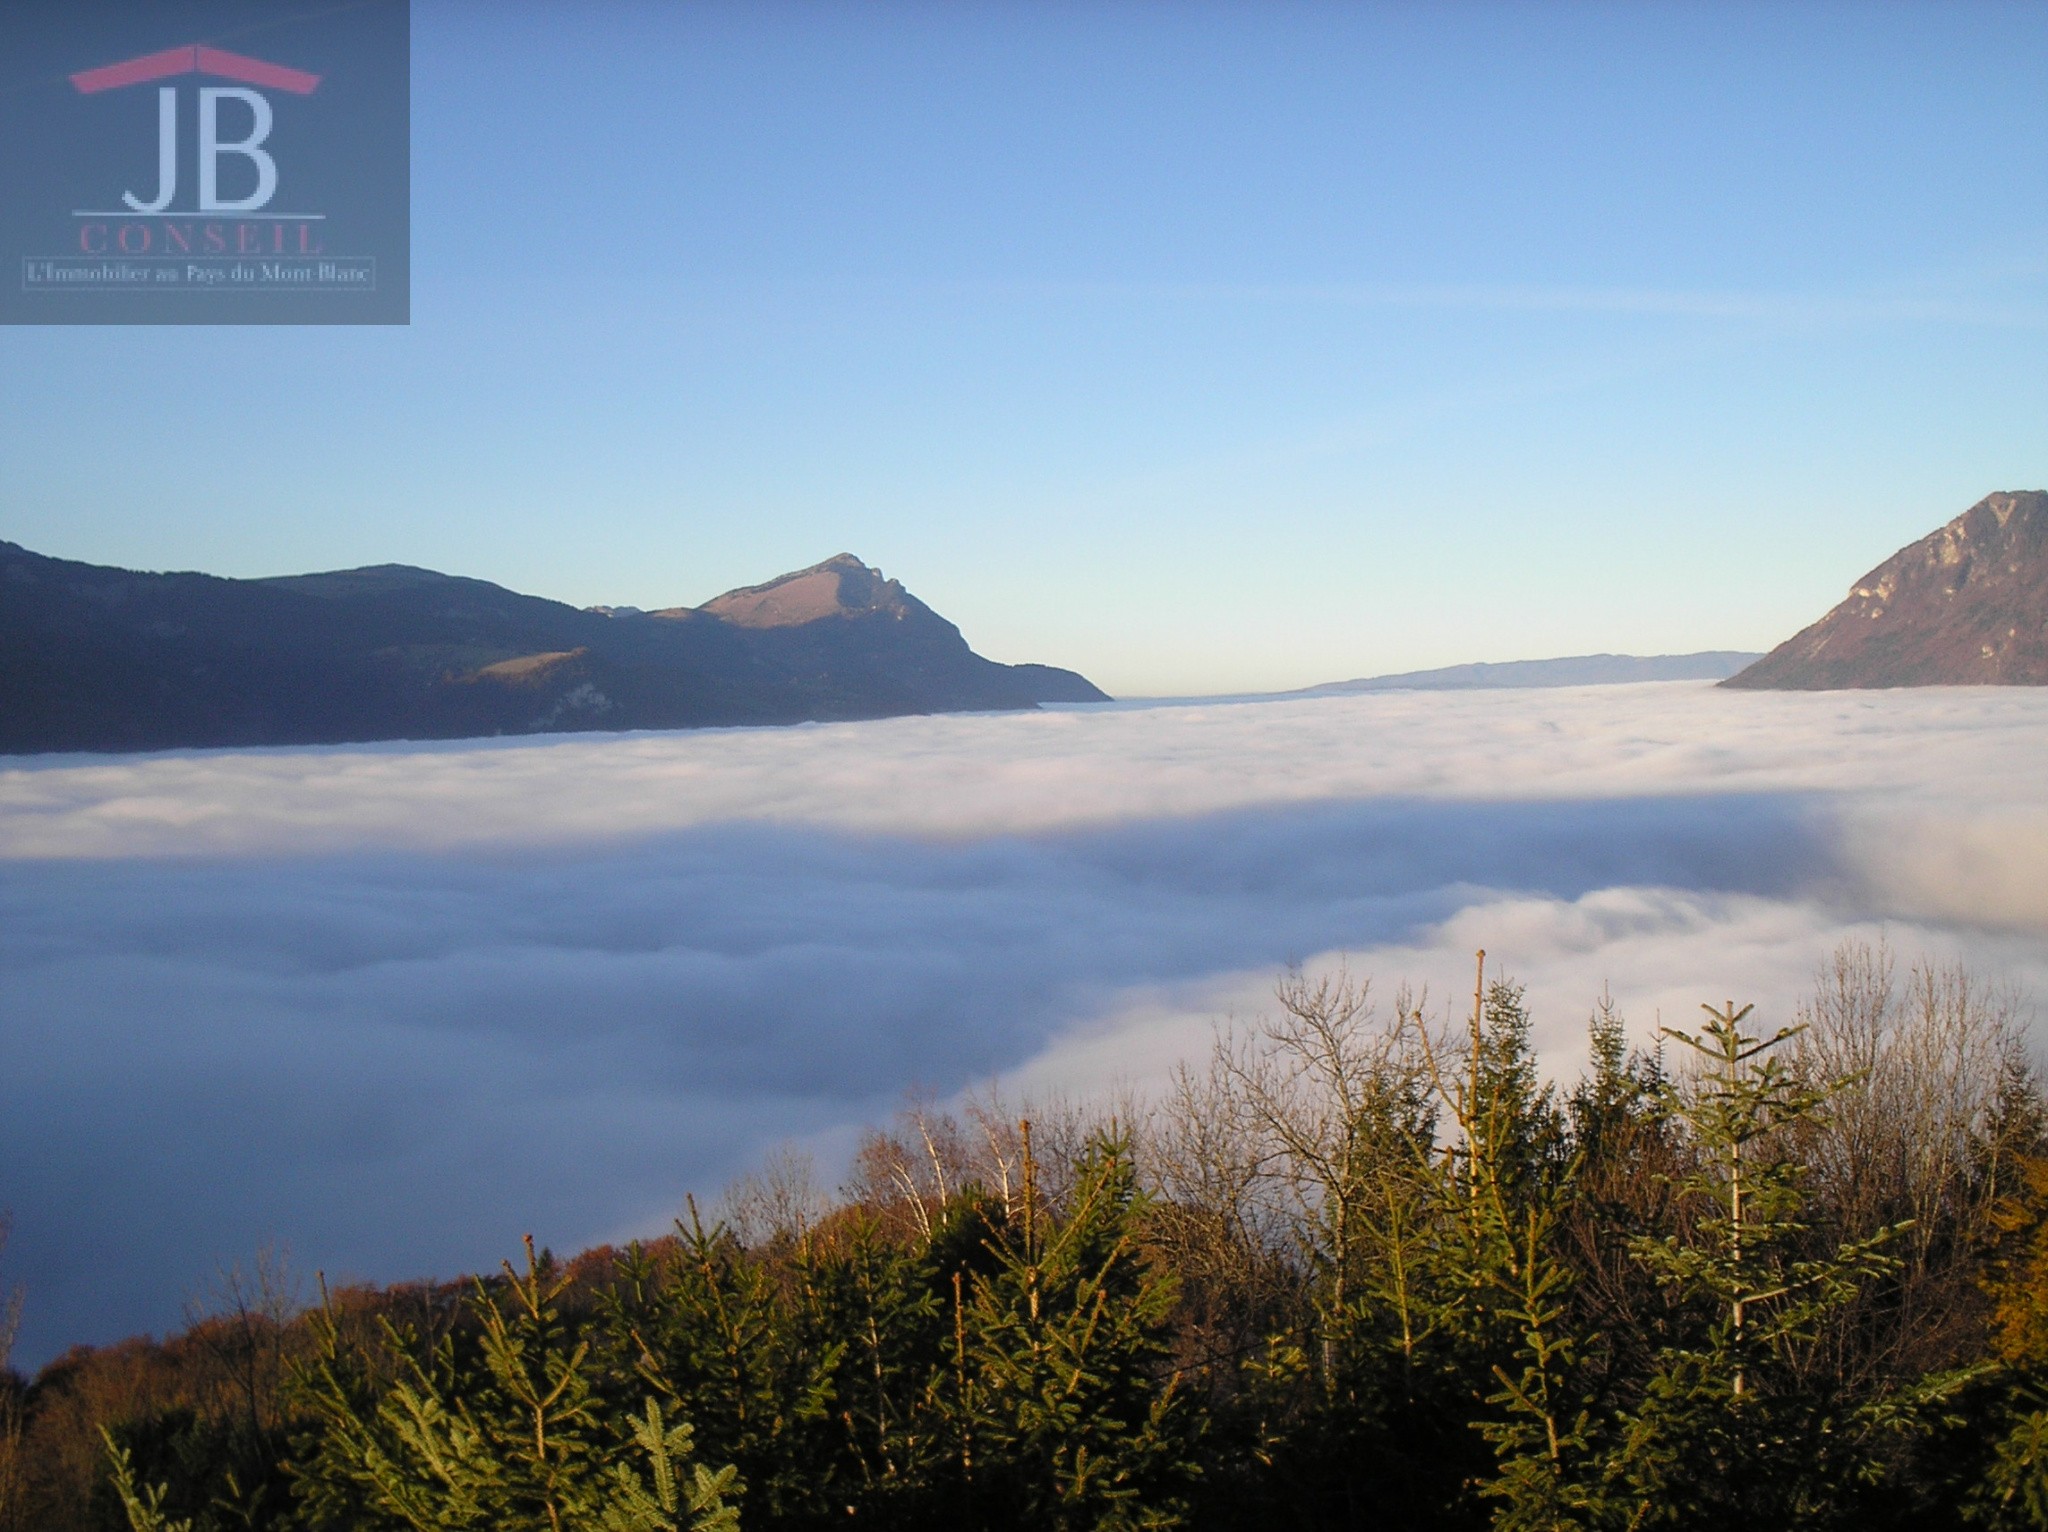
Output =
[
  {"x1": 954, "y1": 1127, "x2": 1196, "y2": 1531},
  {"x1": 1461, "y1": 978, "x2": 1618, "y2": 1531},
  {"x1": 610, "y1": 1207, "x2": 842, "y2": 1527},
  {"x1": 798, "y1": 1211, "x2": 950, "y2": 1525},
  {"x1": 1608, "y1": 1003, "x2": 1918, "y2": 1529},
  {"x1": 289, "y1": 1238, "x2": 739, "y2": 1532}
]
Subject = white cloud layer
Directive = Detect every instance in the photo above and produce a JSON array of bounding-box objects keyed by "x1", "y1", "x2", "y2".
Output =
[
  {"x1": 3, "y1": 681, "x2": 2046, "y2": 1366},
  {"x1": 6, "y1": 682, "x2": 2048, "y2": 858}
]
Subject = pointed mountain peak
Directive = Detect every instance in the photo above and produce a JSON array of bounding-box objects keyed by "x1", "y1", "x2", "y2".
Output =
[{"x1": 697, "y1": 554, "x2": 920, "y2": 629}]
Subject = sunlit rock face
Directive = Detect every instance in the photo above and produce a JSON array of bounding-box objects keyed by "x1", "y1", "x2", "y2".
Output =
[
  {"x1": 1727, "y1": 490, "x2": 2048, "y2": 689},
  {"x1": 690, "y1": 552, "x2": 910, "y2": 628}
]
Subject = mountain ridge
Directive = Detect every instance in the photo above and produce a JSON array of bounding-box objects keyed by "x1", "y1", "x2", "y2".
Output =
[
  {"x1": 0, "y1": 545, "x2": 1106, "y2": 754},
  {"x1": 1292, "y1": 651, "x2": 1760, "y2": 695}
]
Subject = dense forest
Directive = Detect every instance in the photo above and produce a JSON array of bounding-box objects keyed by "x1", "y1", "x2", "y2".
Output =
[{"x1": 10, "y1": 941, "x2": 2048, "y2": 1530}]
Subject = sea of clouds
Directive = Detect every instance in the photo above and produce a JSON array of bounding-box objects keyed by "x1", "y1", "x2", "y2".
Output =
[{"x1": 5, "y1": 681, "x2": 2048, "y2": 1367}]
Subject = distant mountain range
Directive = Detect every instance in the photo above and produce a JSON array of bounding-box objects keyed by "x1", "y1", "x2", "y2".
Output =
[
  {"x1": 1293, "y1": 652, "x2": 1761, "y2": 695},
  {"x1": 0, "y1": 546, "x2": 1106, "y2": 754},
  {"x1": 1726, "y1": 490, "x2": 2048, "y2": 689},
  {"x1": 14, "y1": 485, "x2": 2037, "y2": 755}
]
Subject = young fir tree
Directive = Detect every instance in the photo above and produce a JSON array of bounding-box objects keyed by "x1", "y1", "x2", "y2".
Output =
[
  {"x1": 288, "y1": 1237, "x2": 739, "y2": 1532},
  {"x1": 102, "y1": 1434, "x2": 195, "y2": 1532},
  {"x1": 1607, "y1": 1002, "x2": 1919, "y2": 1530},
  {"x1": 1302, "y1": 1060, "x2": 1474, "y2": 1526},
  {"x1": 609, "y1": 1204, "x2": 844, "y2": 1528},
  {"x1": 952, "y1": 1127, "x2": 1196, "y2": 1532},
  {"x1": 1456, "y1": 977, "x2": 1620, "y2": 1531},
  {"x1": 1475, "y1": 992, "x2": 1683, "y2": 1532},
  {"x1": 798, "y1": 1209, "x2": 953, "y2": 1527},
  {"x1": 97, "y1": 1409, "x2": 287, "y2": 1532}
]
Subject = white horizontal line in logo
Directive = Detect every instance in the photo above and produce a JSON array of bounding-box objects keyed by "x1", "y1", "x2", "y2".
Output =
[{"x1": 70, "y1": 210, "x2": 328, "y2": 220}]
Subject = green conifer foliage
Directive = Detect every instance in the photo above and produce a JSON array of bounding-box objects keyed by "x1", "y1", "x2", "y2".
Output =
[
  {"x1": 1608, "y1": 1003, "x2": 1921, "y2": 1529},
  {"x1": 1457, "y1": 978, "x2": 1617, "y2": 1531},
  {"x1": 954, "y1": 1127, "x2": 1196, "y2": 1531},
  {"x1": 101, "y1": 1434, "x2": 194, "y2": 1532},
  {"x1": 614, "y1": 1206, "x2": 843, "y2": 1527},
  {"x1": 290, "y1": 1238, "x2": 739, "y2": 1532},
  {"x1": 798, "y1": 1211, "x2": 951, "y2": 1524}
]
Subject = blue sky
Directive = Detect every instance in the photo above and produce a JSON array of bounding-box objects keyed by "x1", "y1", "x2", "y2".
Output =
[{"x1": 2, "y1": 0, "x2": 2043, "y2": 694}]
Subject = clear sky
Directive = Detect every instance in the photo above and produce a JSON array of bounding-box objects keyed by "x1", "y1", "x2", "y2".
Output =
[{"x1": 2, "y1": 0, "x2": 2042, "y2": 695}]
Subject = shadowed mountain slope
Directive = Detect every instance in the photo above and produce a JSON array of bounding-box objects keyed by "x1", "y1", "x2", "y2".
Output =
[
  {"x1": 0, "y1": 547, "x2": 1106, "y2": 754},
  {"x1": 1725, "y1": 490, "x2": 2048, "y2": 689}
]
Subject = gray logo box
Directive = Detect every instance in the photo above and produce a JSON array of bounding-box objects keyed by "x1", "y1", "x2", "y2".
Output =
[{"x1": 1, "y1": 1, "x2": 409, "y2": 325}]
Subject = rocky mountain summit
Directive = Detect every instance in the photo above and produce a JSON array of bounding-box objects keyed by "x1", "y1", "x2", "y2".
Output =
[
  {"x1": 689, "y1": 552, "x2": 910, "y2": 627},
  {"x1": 1725, "y1": 490, "x2": 2048, "y2": 689},
  {"x1": 0, "y1": 546, "x2": 1105, "y2": 754}
]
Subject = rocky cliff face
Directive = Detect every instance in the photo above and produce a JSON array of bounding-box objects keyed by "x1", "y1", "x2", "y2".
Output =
[
  {"x1": 0, "y1": 547, "x2": 1107, "y2": 754},
  {"x1": 1724, "y1": 490, "x2": 2048, "y2": 689}
]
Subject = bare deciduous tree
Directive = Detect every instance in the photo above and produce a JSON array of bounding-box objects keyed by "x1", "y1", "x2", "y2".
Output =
[
  {"x1": 720, "y1": 1147, "x2": 829, "y2": 1251},
  {"x1": 1791, "y1": 940, "x2": 2037, "y2": 1384},
  {"x1": 183, "y1": 1243, "x2": 302, "y2": 1449},
  {"x1": 1149, "y1": 968, "x2": 1445, "y2": 1395}
]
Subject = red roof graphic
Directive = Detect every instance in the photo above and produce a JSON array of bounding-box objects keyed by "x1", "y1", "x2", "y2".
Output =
[{"x1": 71, "y1": 45, "x2": 321, "y2": 96}]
